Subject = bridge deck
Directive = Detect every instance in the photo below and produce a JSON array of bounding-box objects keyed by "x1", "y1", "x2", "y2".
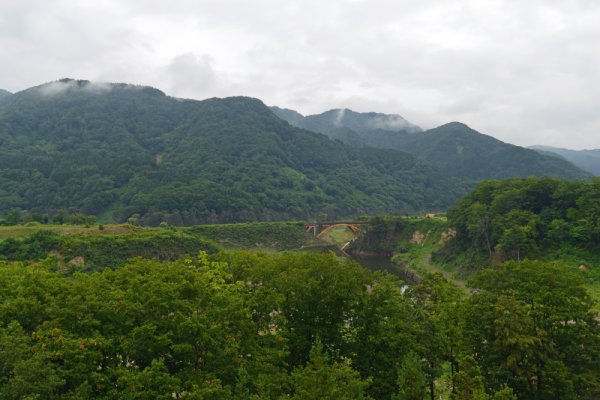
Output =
[{"x1": 304, "y1": 221, "x2": 367, "y2": 227}]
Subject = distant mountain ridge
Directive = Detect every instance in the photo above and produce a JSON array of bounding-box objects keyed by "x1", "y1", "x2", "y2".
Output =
[
  {"x1": 530, "y1": 145, "x2": 600, "y2": 176},
  {"x1": 0, "y1": 79, "x2": 590, "y2": 226},
  {"x1": 0, "y1": 89, "x2": 11, "y2": 102},
  {"x1": 271, "y1": 107, "x2": 422, "y2": 148},
  {"x1": 0, "y1": 79, "x2": 467, "y2": 225},
  {"x1": 273, "y1": 107, "x2": 589, "y2": 182},
  {"x1": 398, "y1": 122, "x2": 589, "y2": 181}
]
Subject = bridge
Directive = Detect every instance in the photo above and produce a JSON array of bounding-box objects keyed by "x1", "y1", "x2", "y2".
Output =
[{"x1": 304, "y1": 221, "x2": 367, "y2": 238}]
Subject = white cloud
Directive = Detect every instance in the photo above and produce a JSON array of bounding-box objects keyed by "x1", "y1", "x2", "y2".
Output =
[
  {"x1": 38, "y1": 80, "x2": 78, "y2": 96},
  {"x1": 163, "y1": 53, "x2": 218, "y2": 98}
]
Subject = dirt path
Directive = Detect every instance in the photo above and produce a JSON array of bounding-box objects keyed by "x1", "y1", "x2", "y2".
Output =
[{"x1": 417, "y1": 254, "x2": 467, "y2": 289}]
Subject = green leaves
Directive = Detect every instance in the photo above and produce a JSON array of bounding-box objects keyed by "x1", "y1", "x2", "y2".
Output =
[
  {"x1": 448, "y1": 177, "x2": 600, "y2": 264},
  {"x1": 116, "y1": 359, "x2": 180, "y2": 400},
  {"x1": 289, "y1": 340, "x2": 372, "y2": 400},
  {"x1": 1, "y1": 247, "x2": 598, "y2": 399},
  {"x1": 466, "y1": 261, "x2": 600, "y2": 399},
  {"x1": 394, "y1": 351, "x2": 426, "y2": 400}
]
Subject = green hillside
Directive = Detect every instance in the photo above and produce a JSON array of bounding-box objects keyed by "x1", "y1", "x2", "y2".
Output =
[
  {"x1": 273, "y1": 108, "x2": 590, "y2": 182},
  {"x1": 398, "y1": 122, "x2": 590, "y2": 181},
  {"x1": 531, "y1": 145, "x2": 600, "y2": 176},
  {"x1": 0, "y1": 221, "x2": 324, "y2": 272},
  {"x1": 0, "y1": 89, "x2": 11, "y2": 102},
  {"x1": 271, "y1": 106, "x2": 420, "y2": 148},
  {"x1": 0, "y1": 79, "x2": 466, "y2": 225},
  {"x1": 439, "y1": 177, "x2": 600, "y2": 281}
]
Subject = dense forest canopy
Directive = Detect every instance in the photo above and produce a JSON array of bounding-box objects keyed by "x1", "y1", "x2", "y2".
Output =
[
  {"x1": 395, "y1": 123, "x2": 589, "y2": 182},
  {"x1": 273, "y1": 108, "x2": 589, "y2": 183},
  {"x1": 0, "y1": 250, "x2": 597, "y2": 399},
  {"x1": 0, "y1": 79, "x2": 591, "y2": 227},
  {"x1": 0, "y1": 79, "x2": 469, "y2": 225},
  {"x1": 442, "y1": 177, "x2": 600, "y2": 275},
  {"x1": 0, "y1": 176, "x2": 599, "y2": 398}
]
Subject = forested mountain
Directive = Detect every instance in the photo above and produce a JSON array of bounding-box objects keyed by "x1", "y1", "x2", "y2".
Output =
[
  {"x1": 398, "y1": 122, "x2": 589, "y2": 181},
  {"x1": 271, "y1": 107, "x2": 422, "y2": 148},
  {"x1": 0, "y1": 79, "x2": 467, "y2": 225},
  {"x1": 530, "y1": 145, "x2": 600, "y2": 175},
  {"x1": 0, "y1": 89, "x2": 11, "y2": 102},
  {"x1": 269, "y1": 106, "x2": 305, "y2": 126},
  {"x1": 274, "y1": 108, "x2": 590, "y2": 182}
]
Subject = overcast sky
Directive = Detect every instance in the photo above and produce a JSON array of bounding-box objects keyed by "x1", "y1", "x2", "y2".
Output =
[{"x1": 1, "y1": 0, "x2": 599, "y2": 149}]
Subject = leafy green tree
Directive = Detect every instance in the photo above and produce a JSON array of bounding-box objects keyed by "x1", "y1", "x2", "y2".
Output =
[
  {"x1": 466, "y1": 261, "x2": 600, "y2": 399},
  {"x1": 127, "y1": 213, "x2": 141, "y2": 225},
  {"x1": 409, "y1": 273, "x2": 466, "y2": 400},
  {"x1": 272, "y1": 253, "x2": 369, "y2": 367},
  {"x1": 1, "y1": 243, "x2": 596, "y2": 400},
  {"x1": 0, "y1": 321, "x2": 31, "y2": 387},
  {"x1": 493, "y1": 384, "x2": 517, "y2": 400},
  {"x1": 451, "y1": 356, "x2": 489, "y2": 400},
  {"x1": 495, "y1": 209, "x2": 541, "y2": 261},
  {"x1": 447, "y1": 177, "x2": 600, "y2": 267},
  {"x1": 350, "y1": 272, "x2": 417, "y2": 399},
  {"x1": 2, "y1": 356, "x2": 65, "y2": 399},
  {"x1": 467, "y1": 202, "x2": 493, "y2": 258},
  {"x1": 546, "y1": 218, "x2": 570, "y2": 244},
  {"x1": 5, "y1": 209, "x2": 22, "y2": 225},
  {"x1": 289, "y1": 340, "x2": 371, "y2": 400},
  {"x1": 53, "y1": 209, "x2": 68, "y2": 224},
  {"x1": 394, "y1": 351, "x2": 426, "y2": 400},
  {"x1": 117, "y1": 359, "x2": 180, "y2": 400}
]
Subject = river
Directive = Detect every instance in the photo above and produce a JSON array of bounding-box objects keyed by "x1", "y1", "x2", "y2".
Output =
[{"x1": 352, "y1": 255, "x2": 420, "y2": 285}]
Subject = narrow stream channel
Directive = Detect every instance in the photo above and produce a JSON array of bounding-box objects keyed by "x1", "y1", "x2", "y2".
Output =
[{"x1": 352, "y1": 255, "x2": 420, "y2": 285}]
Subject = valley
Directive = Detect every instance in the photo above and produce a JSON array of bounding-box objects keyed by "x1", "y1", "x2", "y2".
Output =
[
  {"x1": 1, "y1": 199, "x2": 599, "y2": 399},
  {"x1": 4, "y1": 0, "x2": 600, "y2": 396},
  {"x1": 0, "y1": 79, "x2": 599, "y2": 399}
]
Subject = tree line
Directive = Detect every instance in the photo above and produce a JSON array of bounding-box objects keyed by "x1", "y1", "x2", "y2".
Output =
[
  {"x1": 0, "y1": 250, "x2": 598, "y2": 399},
  {"x1": 444, "y1": 177, "x2": 600, "y2": 267}
]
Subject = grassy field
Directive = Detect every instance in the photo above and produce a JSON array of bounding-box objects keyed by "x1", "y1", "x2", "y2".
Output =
[
  {"x1": 318, "y1": 225, "x2": 358, "y2": 247},
  {"x1": 0, "y1": 223, "x2": 135, "y2": 239},
  {"x1": 0, "y1": 221, "x2": 327, "y2": 254},
  {"x1": 187, "y1": 221, "x2": 325, "y2": 251},
  {"x1": 0, "y1": 221, "x2": 332, "y2": 273}
]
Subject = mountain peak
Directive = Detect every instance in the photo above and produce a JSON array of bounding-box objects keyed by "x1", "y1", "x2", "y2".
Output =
[
  {"x1": 436, "y1": 121, "x2": 472, "y2": 130},
  {"x1": 400, "y1": 122, "x2": 589, "y2": 181},
  {"x1": 0, "y1": 88, "x2": 11, "y2": 102},
  {"x1": 270, "y1": 106, "x2": 304, "y2": 117},
  {"x1": 0, "y1": 80, "x2": 467, "y2": 223},
  {"x1": 24, "y1": 78, "x2": 167, "y2": 98},
  {"x1": 319, "y1": 108, "x2": 422, "y2": 133},
  {"x1": 270, "y1": 106, "x2": 305, "y2": 126},
  {"x1": 427, "y1": 122, "x2": 499, "y2": 141},
  {"x1": 272, "y1": 106, "x2": 422, "y2": 149},
  {"x1": 529, "y1": 145, "x2": 600, "y2": 176}
]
